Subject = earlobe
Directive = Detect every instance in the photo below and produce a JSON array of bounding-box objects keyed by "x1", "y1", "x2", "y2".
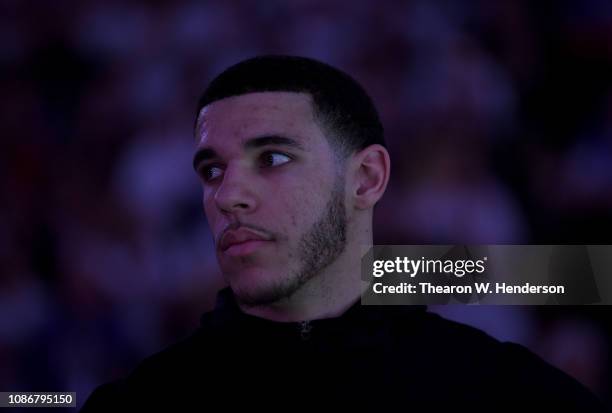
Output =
[{"x1": 352, "y1": 145, "x2": 390, "y2": 210}]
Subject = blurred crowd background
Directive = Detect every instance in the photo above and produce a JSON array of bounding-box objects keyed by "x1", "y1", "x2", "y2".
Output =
[{"x1": 1, "y1": 0, "x2": 611, "y2": 409}]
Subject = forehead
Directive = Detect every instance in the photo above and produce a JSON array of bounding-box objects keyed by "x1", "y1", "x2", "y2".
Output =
[{"x1": 195, "y1": 91, "x2": 326, "y2": 149}]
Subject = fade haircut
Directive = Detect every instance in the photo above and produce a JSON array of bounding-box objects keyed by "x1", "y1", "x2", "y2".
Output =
[{"x1": 195, "y1": 55, "x2": 385, "y2": 158}]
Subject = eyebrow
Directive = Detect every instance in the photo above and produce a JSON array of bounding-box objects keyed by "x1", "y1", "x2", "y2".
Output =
[{"x1": 192, "y1": 135, "x2": 306, "y2": 171}]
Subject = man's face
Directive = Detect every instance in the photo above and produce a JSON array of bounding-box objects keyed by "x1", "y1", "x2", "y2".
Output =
[{"x1": 194, "y1": 92, "x2": 348, "y2": 306}]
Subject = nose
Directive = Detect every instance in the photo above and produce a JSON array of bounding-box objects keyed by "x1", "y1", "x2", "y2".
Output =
[{"x1": 213, "y1": 164, "x2": 258, "y2": 215}]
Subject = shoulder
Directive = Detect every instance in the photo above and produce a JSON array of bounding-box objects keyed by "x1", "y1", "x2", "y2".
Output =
[
  {"x1": 404, "y1": 310, "x2": 604, "y2": 410},
  {"x1": 81, "y1": 327, "x2": 210, "y2": 411},
  {"x1": 80, "y1": 380, "x2": 127, "y2": 413}
]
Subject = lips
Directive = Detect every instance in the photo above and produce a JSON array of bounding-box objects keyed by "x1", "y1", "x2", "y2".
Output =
[{"x1": 219, "y1": 227, "x2": 273, "y2": 252}]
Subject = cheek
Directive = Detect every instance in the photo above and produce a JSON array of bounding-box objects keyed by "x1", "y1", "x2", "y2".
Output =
[
  {"x1": 276, "y1": 179, "x2": 326, "y2": 235},
  {"x1": 202, "y1": 193, "x2": 217, "y2": 225}
]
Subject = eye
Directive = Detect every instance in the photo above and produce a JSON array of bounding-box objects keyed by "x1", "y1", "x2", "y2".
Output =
[
  {"x1": 200, "y1": 165, "x2": 224, "y2": 182},
  {"x1": 260, "y1": 151, "x2": 292, "y2": 168}
]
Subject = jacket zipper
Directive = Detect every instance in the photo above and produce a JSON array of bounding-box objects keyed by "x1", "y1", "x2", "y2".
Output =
[{"x1": 299, "y1": 320, "x2": 312, "y2": 340}]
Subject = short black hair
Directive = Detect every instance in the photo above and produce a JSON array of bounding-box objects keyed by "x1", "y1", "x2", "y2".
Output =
[{"x1": 195, "y1": 55, "x2": 385, "y2": 157}]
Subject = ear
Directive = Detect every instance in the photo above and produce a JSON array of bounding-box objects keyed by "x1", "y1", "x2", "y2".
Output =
[{"x1": 348, "y1": 144, "x2": 391, "y2": 210}]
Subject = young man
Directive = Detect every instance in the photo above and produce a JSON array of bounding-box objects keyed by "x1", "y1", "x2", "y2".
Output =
[{"x1": 82, "y1": 56, "x2": 603, "y2": 411}]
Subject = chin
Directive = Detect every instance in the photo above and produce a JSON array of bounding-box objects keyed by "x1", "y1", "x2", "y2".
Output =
[{"x1": 227, "y1": 268, "x2": 295, "y2": 307}]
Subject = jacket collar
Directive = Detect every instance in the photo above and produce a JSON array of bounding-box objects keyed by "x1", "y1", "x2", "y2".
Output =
[{"x1": 202, "y1": 287, "x2": 427, "y2": 331}]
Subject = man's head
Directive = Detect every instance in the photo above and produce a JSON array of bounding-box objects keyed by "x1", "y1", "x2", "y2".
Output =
[{"x1": 193, "y1": 56, "x2": 390, "y2": 309}]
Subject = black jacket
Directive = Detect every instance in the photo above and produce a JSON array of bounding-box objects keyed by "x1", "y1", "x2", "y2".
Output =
[{"x1": 82, "y1": 288, "x2": 605, "y2": 412}]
